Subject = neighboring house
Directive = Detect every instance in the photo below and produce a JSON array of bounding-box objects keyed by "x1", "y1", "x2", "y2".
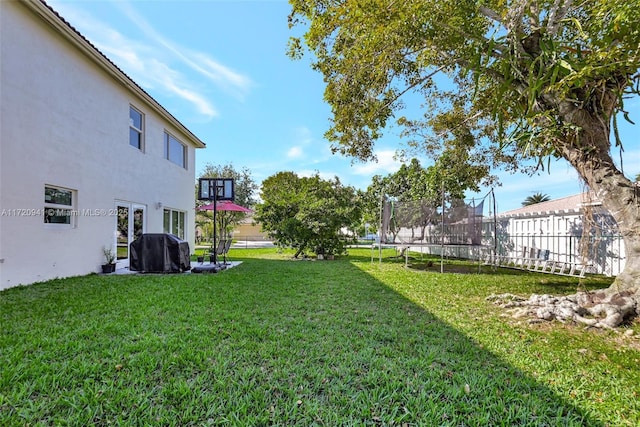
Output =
[
  {"x1": 195, "y1": 214, "x2": 267, "y2": 245},
  {"x1": 388, "y1": 193, "x2": 625, "y2": 277},
  {"x1": 0, "y1": 0, "x2": 206, "y2": 289},
  {"x1": 495, "y1": 193, "x2": 625, "y2": 276},
  {"x1": 232, "y1": 214, "x2": 268, "y2": 241}
]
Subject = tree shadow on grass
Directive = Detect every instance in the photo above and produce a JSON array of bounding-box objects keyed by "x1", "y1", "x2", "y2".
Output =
[
  {"x1": 0, "y1": 256, "x2": 606, "y2": 426},
  {"x1": 204, "y1": 257, "x2": 604, "y2": 425},
  {"x1": 348, "y1": 250, "x2": 612, "y2": 292}
]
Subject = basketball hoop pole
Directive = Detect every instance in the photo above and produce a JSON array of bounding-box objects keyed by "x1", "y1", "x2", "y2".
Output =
[
  {"x1": 211, "y1": 179, "x2": 226, "y2": 264},
  {"x1": 212, "y1": 195, "x2": 218, "y2": 264}
]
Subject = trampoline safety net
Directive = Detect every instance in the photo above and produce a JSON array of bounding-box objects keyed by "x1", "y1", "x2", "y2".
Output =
[{"x1": 381, "y1": 197, "x2": 486, "y2": 246}]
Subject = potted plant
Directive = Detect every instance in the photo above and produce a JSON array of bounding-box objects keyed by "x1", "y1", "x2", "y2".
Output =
[
  {"x1": 102, "y1": 247, "x2": 116, "y2": 273},
  {"x1": 196, "y1": 249, "x2": 205, "y2": 263}
]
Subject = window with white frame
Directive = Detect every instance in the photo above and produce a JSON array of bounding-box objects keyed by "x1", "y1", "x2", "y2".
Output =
[
  {"x1": 164, "y1": 132, "x2": 186, "y2": 168},
  {"x1": 163, "y1": 208, "x2": 185, "y2": 239},
  {"x1": 44, "y1": 185, "x2": 76, "y2": 227},
  {"x1": 129, "y1": 106, "x2": 144, "y2": 150}
]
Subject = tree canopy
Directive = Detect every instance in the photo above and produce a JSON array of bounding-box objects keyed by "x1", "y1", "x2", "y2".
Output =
[
  {"x1": 255, "y1": 172, "x2": 362, "y2": 257},
  {"x1": 288, "y1": 0, "x2": 640, "y2": 296},
  {"x1": 522, "y1": 192, "x2": 552, "y2": 206},
  {"x1": 288, "y1": 0, "x2": 639, "y2": 168},
  {"x1": 362, "y1": 156, "x2": 486, "y2": 230},
  {"x1": 198, "y1": 163, "x2": 258, "y2": 209},
  {"x1": 197, "y1": 163, "x2": 258, "y2": 244}
]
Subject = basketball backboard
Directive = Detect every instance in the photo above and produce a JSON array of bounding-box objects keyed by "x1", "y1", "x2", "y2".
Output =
[{"x1": 198, "y1": 178, "x2": 234, "y2": 201}]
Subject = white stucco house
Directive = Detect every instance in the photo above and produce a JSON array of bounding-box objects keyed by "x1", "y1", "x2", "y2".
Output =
[
  {"x1": 495, "y1": 193, "x2": 625, "y2": 276},
  {"x1": 0, "y1": 0, "x2": 206, "y2": 289},
  {"x1": 390, "y1": 192, "x2": 625, "y2": 277}
]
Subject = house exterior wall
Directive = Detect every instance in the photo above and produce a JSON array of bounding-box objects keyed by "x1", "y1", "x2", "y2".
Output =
[
  {"x1": 232, "y1": 215, "x2": 268, "y2": 241},
  {"x1": 0, "y1": 1, "x2": 202, "y2": 289}
]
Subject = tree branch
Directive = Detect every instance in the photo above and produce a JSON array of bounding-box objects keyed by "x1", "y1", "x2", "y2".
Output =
[
  {"x1": 478, "y1": 5, "x2": 503, "y2": 24},
  {"x1": 505, "y1": 0, "x2": 532, "y2": 57},
  {"x1": 380, "y1": 66, "x2": 447, "y2": 111},
  {"x1": 546, "y1": 0, "x2": 574, "y2": 36}
]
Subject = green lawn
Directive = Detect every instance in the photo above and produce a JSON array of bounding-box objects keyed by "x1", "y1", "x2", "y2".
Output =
[{"x1": 1, "y1": 248, "x2": 638, "y2": 426}]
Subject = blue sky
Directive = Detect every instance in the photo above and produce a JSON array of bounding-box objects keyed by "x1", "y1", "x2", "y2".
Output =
[{"x1": 48, "y1": 0, "x2": 639, "y2": 213}]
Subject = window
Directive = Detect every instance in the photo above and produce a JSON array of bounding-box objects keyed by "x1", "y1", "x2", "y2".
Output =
[
  {"x1": 129, "y1": 106, "x2": 143, "y2": 150},
  {"x1": 44, "y1": 185, "x2": 76, "y2": 227},
  {"x1": 164, "y1": 132, "x2": 186, "y2": 168},
  {"x1": 163, "y1": 209, "x2": 185, "y2": 239}
]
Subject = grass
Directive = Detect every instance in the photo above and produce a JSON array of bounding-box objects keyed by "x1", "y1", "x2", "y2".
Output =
[{"x1": 1, "y1": 248, "x2": 638, "y2": 426}]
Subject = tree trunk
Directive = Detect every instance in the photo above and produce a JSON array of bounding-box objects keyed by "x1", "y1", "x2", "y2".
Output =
[
  {"x1": 489, "y1": 85, "x2": 640, "y2": 328},
  {"x1": 487, "y1": 120, "x2": 634, "y2": 327},
  {"x1": 557, "y1": 100, "x2": 640, "y2": 293},
  {"x1": 487, "y1": 151, "x2": 639, "y2": 329}
]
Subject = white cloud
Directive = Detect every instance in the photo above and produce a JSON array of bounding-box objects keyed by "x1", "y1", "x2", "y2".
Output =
[
  {"x1": 283, "y1": 126, "x2": 315, "y2": 160},
  {"x1": 287, "y1": 146, "x2": 304, "y2": 159},
  {"x1": 48, "y1": 0, "x2": 251, "y2": 120},
  {"x1": 293, "y1": 126, "x2": 314, "y2": 145},
  {"x1": 156, "y1": 71, "x2": 218, "y2": 119},
  {"x1": 296, "y1": 169, "x2": 338, "y2": 182},
  {"x1": 285, "y1": 126, "x2": 335, "y2": 163},
  {"x1": 191, "y1": 53, "x2": 253, "y2": 98},
  {"x1": 296, "y1": 169, "x2": 316, "y2": 178},
  {"x1": 351, "y1": 149, "x2": 402, "y2": 176},
  {"x1": 117, "y1": 1, "x2": 252, "y2": 99}
]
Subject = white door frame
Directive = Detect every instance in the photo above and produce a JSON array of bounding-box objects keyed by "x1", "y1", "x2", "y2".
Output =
[{"x1": 114, "y1": 201, "x2": 146, "y2": 268}]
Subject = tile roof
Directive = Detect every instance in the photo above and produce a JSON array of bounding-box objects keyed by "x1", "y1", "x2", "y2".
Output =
[{"x1": 498, "y1": 192, "x2": 602, "y2": 217}]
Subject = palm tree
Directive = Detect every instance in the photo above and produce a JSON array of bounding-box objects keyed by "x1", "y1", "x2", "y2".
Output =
[{"x1": 522, "y1": 192, "x2": 551, "y2": 207}]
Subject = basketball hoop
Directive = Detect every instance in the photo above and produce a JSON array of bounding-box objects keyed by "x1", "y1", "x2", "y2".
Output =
[
  {"x1": 198, "y1": 178, "x2": 234, "y2": 201},
  {"x1": 197, "y1": 178, "x2": 234, "y2": 265}
]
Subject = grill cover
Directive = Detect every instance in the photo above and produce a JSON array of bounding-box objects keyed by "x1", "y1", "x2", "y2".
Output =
[{"x1": 129, "y1": 233, "x2": 191, "y2": 273}]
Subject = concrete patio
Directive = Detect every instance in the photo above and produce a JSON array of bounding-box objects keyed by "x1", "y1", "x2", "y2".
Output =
[
  {"x1": 112, "y1": 261, "x2": 242, "y2": 275},
  {"x1": 109, "y1": 239, "x2": 273, "y2": 275}
]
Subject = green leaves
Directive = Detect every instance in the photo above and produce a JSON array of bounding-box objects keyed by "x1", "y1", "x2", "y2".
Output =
[
  {"x1": 521, "y1": 192, "x2": 551, "y2": 206},
  {"x1": 288, "y1": 0, "x2": 640, "y2": 174},
  {"x1": 289, "y1": 1, "x2": 640, "y2": 294},
  {"x1": 255, "y1": 172, "x2": 362, "y2": 256}
]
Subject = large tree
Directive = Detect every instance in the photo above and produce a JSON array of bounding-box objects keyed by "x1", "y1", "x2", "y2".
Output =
[
  {"x1": 255, "y1": 172, "x2": 362, "y2": 258},
  {"x1": 288, "y1": 0, "x2": 640, "y2": 326}
]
